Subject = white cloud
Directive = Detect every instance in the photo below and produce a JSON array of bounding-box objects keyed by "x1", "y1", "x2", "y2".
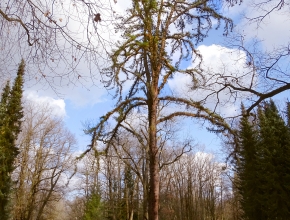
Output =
[
  {"x1": 114, "y1": 0, "x2": 132, "y2": 13},
  {"x1": 224, "y1": 0, "x2": 290, "y2": 51},
  {"x1": 242, "y1": 5, "x2": 290, "y2": 50},
  {"x1": 24, "y1": 90, "x2": 66, "y2": 117},
  {"x1": 0, "y1": 0, "x2": 125, "y2": 108},
  {"x1": 168, "y1": 44, "x2": 253, "y2": 117},
  {"x1": 25, "y1": 74, "x2": 109, "y2": 107}
]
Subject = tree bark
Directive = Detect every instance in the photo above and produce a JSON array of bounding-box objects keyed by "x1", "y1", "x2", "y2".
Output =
[
  {"x1": 148, "y1": 74, "x2": 159, "y2": 220},
  {"x1": 143, "y1": 153, "x2": 149, "y2": 220}
]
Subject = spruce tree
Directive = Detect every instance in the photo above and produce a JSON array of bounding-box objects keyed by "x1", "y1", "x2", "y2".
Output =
[
  {"x1": 237, "y1": 100, "x2": 290, "y2": 220},
  {"x1": 0, "y1": 81, "x2": 11, "y2": 129},
  {"x1": 83, "y1": 192, "x2": 103, "y2": 220},
  {"x1": 237, "y1": 104, "x2": 263, "y2": 219},
  {"x1": 257, "y1": 100, "x2": 290, "y2": 219},
  {"x1": 0, "y1": 60, "x2": 25, "y2": 219}
]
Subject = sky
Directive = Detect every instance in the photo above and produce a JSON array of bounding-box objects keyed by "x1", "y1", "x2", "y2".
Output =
[{"x1": 18, "y1": 0, "x2": 290, "y2": 155}]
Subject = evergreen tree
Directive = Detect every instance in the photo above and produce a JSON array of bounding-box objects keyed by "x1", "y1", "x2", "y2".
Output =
[
  {"x1": 83, "y1": 190, "x2": 103, "y2": 220},
  {"x1": 0, "y1": 81, "x2": 11, "y2": 129},
  {"x1": 257, "y1": 100, "x2": 290, "y2": 219},
  {"x1": 237, "y1": 104, "x2": 264, "y2": 219},
  {"x1": 236, "y1": 100, "x2": 290, "y2": 220},
  {"x1": 0, "y1": 60, "x2": 25, "y2": 219}
]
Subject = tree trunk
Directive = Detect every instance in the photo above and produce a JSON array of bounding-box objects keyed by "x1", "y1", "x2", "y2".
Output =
[
  {"x1": 142, "y1": 151, "x2": 149, "y2": 220},
  {"x1": 148, "y1": 81, "x2": 159, "y2": 220},
  {"x1": 148, "y1": 125, "x2": 159, "y2": 220}
]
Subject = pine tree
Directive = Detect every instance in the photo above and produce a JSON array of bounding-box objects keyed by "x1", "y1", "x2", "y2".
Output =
[{"x1": 0, "y1": 60, "x2": 25, "y2": 219}]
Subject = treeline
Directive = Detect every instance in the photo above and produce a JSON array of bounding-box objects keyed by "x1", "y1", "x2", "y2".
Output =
[
  {"x1": 1, "y1": 62, "x2": 290, "y2": 220},
  {"x1": 0, "y1": 62, "x2": 239, "y2": 219},
  {"x1": 68, "y1": 147, "x2": 237, "y2": 220},
  {"x1": 71, "y1": 101, "x2": 290, "y2": 220}
]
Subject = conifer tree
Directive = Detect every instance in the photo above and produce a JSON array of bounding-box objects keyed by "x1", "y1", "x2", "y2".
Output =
[
  {"x1": 237, "y1": 100, "x2": 290, "y2": 220},
  {"x1": 257, "y1": 100, "x2": 290, "y2": 219},
  {"x1": 286, "y1": 102, "x2": 290, "y2": 128},
  {"x1": 237, "y1": 104, "x2": 263, "y2": 219},
  {"x1": 0, "y1": 60, "x2": 25, "y2": 219},
  {"x1": 83, "y1": 192, "x2": 103, "y2": 220},
  {"x1": 0, "y1": 81, "x2": 11, "y2": 129}
]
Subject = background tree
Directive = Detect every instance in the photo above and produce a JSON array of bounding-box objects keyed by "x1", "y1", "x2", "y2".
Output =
[
  {"x1": 83, "y1": 192, "x2": 103, "y2": 220},
  {"x1": 11, "y1": 100, "x2": 76, "y2": 220},
  {"x1": 257, "y1": 101, "x2": 290, "y2": 219},
  {"x1": 0, "y1": 60, "x2": 24, "y2": 220},
  {"x1": 78, "y1": 149, "x2": 104, "y2": 220},
  {"x1": 87, "y1": 1, "x2": 233, "y2": 219},
  {"x1": 236, "y1": 105, "x2": 262, "y2": 219},
  {"x1": 66, "y1": 196, "x2": 86, "y2": 220},
  {"x1": 158, "y1": 150, "x2": 235, "y2": 220},
  {"x1": 71, "y1": 140, "x2": 237, "y2": 220}
]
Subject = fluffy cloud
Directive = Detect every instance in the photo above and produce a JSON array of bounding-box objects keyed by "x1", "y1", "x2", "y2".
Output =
[
  {"x1": 168, "y1": 44, "x2": 253, "y2": 117},
  {"x1": 24, "y1": 90, "x2": 66, "y2": 117},
  {"x1": 224, "y1": 0, "x2": 290, "y2": 51},
  {"x1": 25, "y1": 71, "x2": 109, "y2": 107},
  {"x1": 242, "y1": 4, "x2": 290, "y2": 50}
]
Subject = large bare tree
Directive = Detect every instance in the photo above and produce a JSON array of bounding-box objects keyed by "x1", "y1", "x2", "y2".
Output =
[{"x1": 86, "y1": 1, "x2": 235, "y2": 219}]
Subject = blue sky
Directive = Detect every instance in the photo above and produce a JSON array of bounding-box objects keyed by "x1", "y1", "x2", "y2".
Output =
[{"x1": 21, "y1": 0, "x2": 290, "y2": 155}]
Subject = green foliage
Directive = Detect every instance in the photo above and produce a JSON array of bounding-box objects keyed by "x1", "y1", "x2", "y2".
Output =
[
  {"x1": 236, "y1": 100, "x2": 290, "y2": 220},
  {"x1": 0, "y1": 60, "x2": 25, "y2": 220},
  {"x1": 83, "y1": 191, "x2": 103, "y2": 220},
  {"x1": 237, "y1": 104, "x2": 263, "y2": 219},
  {"x1": 124, "y1": 165, "x2": 134, "y2": 191}
]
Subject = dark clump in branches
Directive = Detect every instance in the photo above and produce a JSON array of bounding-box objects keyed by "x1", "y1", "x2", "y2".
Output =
[{"x1": 94, "y1": 13, "x2": 101, "y2": 23}]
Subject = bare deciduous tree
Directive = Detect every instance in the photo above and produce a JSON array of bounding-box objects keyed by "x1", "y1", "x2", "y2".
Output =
[
  {"x1": 11, "y1": 101, "x2": 76, "y2": 220},
  {"x1": 86, "y1": 1, "x2": 235, "y2": 219},
  {"x1": 159, "y1": 150, "x2": 237, "y2": 220}
]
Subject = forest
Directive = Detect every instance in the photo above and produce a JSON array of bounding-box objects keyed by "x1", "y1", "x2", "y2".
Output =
[{"x1": 1, "y1": 0, "x2": 290, "y2": 220}]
